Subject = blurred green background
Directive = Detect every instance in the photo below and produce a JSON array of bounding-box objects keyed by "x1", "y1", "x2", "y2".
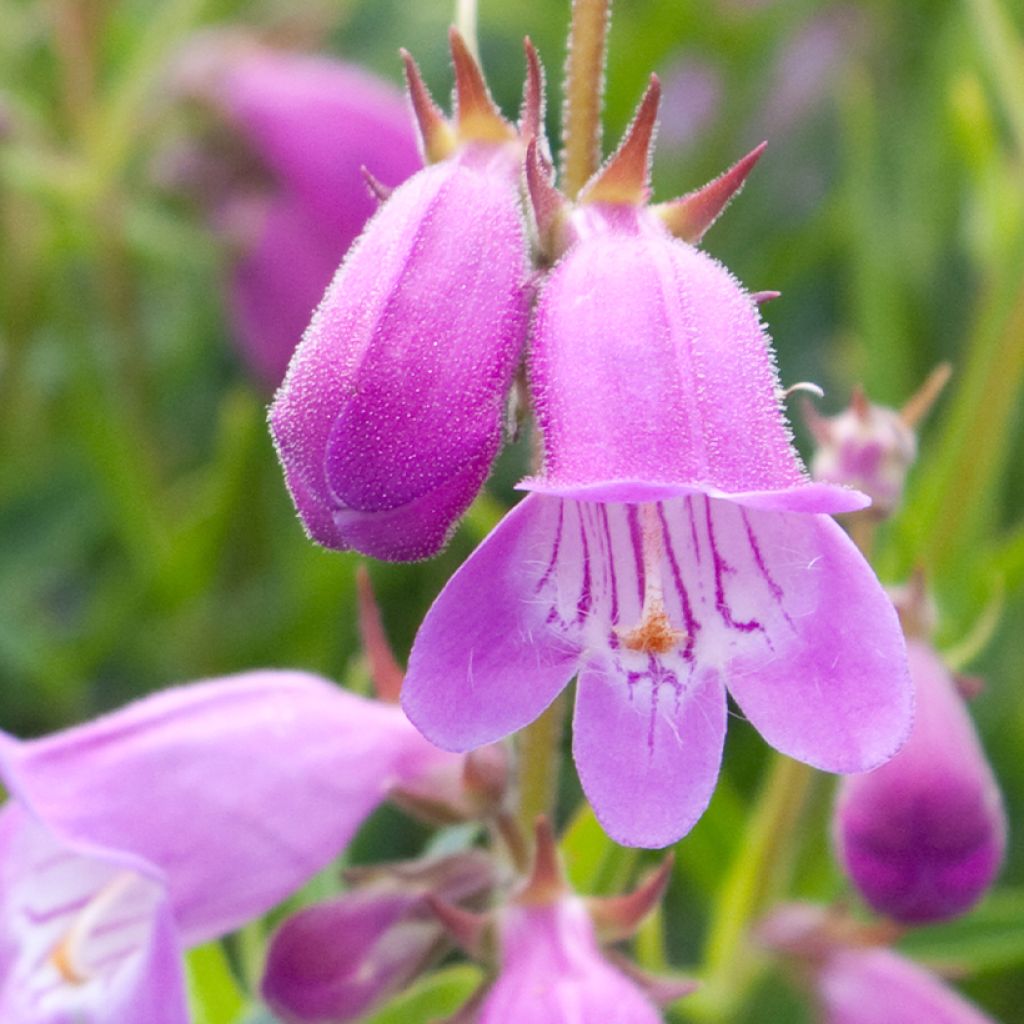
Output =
[{"x1": 1, "y1": 0, "x2": 1023, "y2": 1020}]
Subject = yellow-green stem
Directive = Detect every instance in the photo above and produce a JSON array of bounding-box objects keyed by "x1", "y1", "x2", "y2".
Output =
[
  {"x1": 561, "y1": 0, "x2": 611, "y2": 198},
  {"x1": 516, "y1": 693, "x2": 568, "y2": 837},
  {"x1": 966, "y1": 0, "x2": 1024, "y2": 157},
  {"x1": 686, "y1": 756, "x2": 816, "y2": 1021}
]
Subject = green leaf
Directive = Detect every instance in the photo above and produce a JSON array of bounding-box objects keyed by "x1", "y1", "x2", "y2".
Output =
[
  {"x1": 560, "y1": 802, "x2": 639, "y2": 895},
  {"x1": 185, "y1": 942, "x2": 247, "y2": 1024},
  {"x1": 362, "y1": 964, "x2": 484, "y2": 1024},
  {"x1": 898, "y1": 888, "x2": 1024, "y2": 975}
]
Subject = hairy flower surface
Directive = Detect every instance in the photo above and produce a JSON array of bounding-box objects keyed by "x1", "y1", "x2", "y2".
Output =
[
  {"x1": 478, "y1": 898, "x2": 662, "y2": 1024},
  {"x1": 403, "y1": 84, "x2": 911, "y2": 847},
  {"x1": 269, "y1": 34, "x2": 537, "y2": 560},
  {"x1": 0, "y1": 672, "x2": 459, "y2": 1022},
  {"x1": 834, "y1": 638, "x2": 1006, "y2": 923}
]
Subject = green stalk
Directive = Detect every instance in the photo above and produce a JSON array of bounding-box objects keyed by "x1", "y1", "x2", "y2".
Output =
[
  {"x1": 561, "y1": 0, "x2": 611, "y2": 198},
  {"x1": 896, "y1": 259, "x2": 1024, "y2": 579},
  {"x1": 685, "y1": 756, "x2": 816, "y2": 1021},
  {"x1": 966, "y1": 0, "x2": 1024, "y2": 157},
  {"x1": 515, "y1": 693, "x2": 568, "y2": 836}
]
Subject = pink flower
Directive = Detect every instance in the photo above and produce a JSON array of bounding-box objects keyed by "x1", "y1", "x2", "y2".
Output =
[
  {"x1": 403, "y1": 81, "x2": 911, "y2": 847},
  {"x1": 834, "y1": 637, "x2": 1006, "y2": 923},
  {"x1": 759, "y1": 904, "x2": 997, "y2": 1024},
  {"x1": 0, "y1": 671, "x2": 461, "y2": 1023},
  {"x1": 269, "y1": 33, "x2": 541, "y2": 560},
  {"x1": 816, "y1": 947, "x2": 996, "y2": 1024},
  {"x1": 478, "y1": 899, "x2": 662, "y2": 1024},
  {"x1": 220, "y1": 48, "x2": 421, "y2": 386}
]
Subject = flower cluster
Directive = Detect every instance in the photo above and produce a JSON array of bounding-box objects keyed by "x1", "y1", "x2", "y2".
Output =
[
  {"x1": 268, "y1": 33, "x2": 913, "y2": 846},
  {"x1": 0, "y1": 670, "x2": 468, "y2": 1022}
]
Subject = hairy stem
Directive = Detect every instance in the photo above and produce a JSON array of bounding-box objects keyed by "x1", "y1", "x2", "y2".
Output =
[{"x1": 561, "y1": 0, "x2": 611, "y2": 198}]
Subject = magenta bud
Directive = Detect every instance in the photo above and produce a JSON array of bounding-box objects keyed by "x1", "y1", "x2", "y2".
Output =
[
  {"x1": 263, "y1": 852, "x2": 493, "y2": 1024},
  {"x1": 269, "y1": 148, "x2": 529, "y2": 561},
  {"x1": 834, "y1": 639, "x2": 1006, "y2": 924},
  {"x1": 262, "y1": 891, "x2": 433, "y2": 1023}
]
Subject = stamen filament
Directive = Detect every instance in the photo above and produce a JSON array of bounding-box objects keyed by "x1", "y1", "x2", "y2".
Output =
[
  {"x1": 620, "y1": 503, "x2": 686, "y2": 655},
  {"x1": 49, "y1": 871, "x2": 146, "y2": 986}
]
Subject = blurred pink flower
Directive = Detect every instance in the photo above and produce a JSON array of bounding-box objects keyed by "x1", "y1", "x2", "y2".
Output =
[{"x1": 197, "y1": 44, "x2": 421, "y2": 386}]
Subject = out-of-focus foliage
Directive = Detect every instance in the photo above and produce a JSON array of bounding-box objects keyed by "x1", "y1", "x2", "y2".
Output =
[{"x1": 1, "y1": 0, "x2": 1022, "y2": 1021}]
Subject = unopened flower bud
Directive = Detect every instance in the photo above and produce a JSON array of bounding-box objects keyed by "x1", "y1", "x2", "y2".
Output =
[
  {"x1": 479, "y1": 898, "x2": 665, "y2": 1023},
  {"x1": 263, "y1": 852, "x2": 493, "y2": 1024},
  {"x1": 804, "y1": 365, "x2": 950, "y2": 518},
  {"x1": 446, "y1": 821, "x2": 691, "y2": 1023},
  {"x1": 834, "y1": 639, "x2": 1006, "y2": 924},
  {"x1": 818, "y1": 947, "x2": 996, "y2": 1023},
  {"x1": 269, "y1": 33, "x2": 541, "y2": 560},
  {"x1": 805, "y1": 390, "x2": 916, "y2": 517}
]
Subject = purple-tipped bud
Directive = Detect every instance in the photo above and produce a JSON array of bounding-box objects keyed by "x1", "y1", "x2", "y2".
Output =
[
  {"x1": 174, "y1": 39, "x2": 420, "y2": 387},
  {"x1": 805, "y1": 391, "x2": 916, "y2": 518},
  {"x1": 263, "y1": 852, "x2": 493, "y2": 1024},
  {"x1": 269, "y1": 40, "x2": 532, "y2": 561},
  {"x1": 805, "y1": 366, "x2": 950, "y2": 518},
  {"x1": 834, "y1": 639, "x2": 1006, "y2": 924}
]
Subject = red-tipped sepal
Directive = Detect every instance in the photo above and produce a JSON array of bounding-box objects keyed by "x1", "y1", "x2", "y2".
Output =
[
  {"x1": 525, "y1": 139, "x2": 572, "y2": 262},
  {"x1": 580, "y1": 76, "x2": 661, "y2": 206},
  {"x1": 519, "y1": 817, "x2": 566, "y2": 905},
  {"x1": 402, "y1": 48, "x2": 456, "y2": 163},
  {"x1": 653, "y1": 141, "x2": 766, "y2": 242},
  {"x1": 588, "y1": 855, "x2": 674, "y2": 943},
  {"x1": 450, "y1": 27, "x2": 514, "y2": 145},
  {"x1": 427, "y1": 894, "x2": 491, "y2": 961},
  {"x1": 519, "y1": 38, "x2": 546, "y2": 148}
]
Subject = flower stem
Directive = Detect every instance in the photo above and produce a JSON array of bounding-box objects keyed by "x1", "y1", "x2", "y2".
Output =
[
  {"x1": 561, "y1": 0, "x2": 611, "y2": 198},
  {"x1": 686, "y1": 755, "x2": 817, "y2": 1021},
  {"x1": 515, "y1": 693, "x2": 568, "y2": 838},
  {"x1": 455, "y1": 0, "x2": 479, "y2": 60}
]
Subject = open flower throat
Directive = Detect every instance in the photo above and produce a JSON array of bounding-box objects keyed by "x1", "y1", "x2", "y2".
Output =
[{"x1": 533, "y1": 495, "x2": 797, "y2": 739}]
